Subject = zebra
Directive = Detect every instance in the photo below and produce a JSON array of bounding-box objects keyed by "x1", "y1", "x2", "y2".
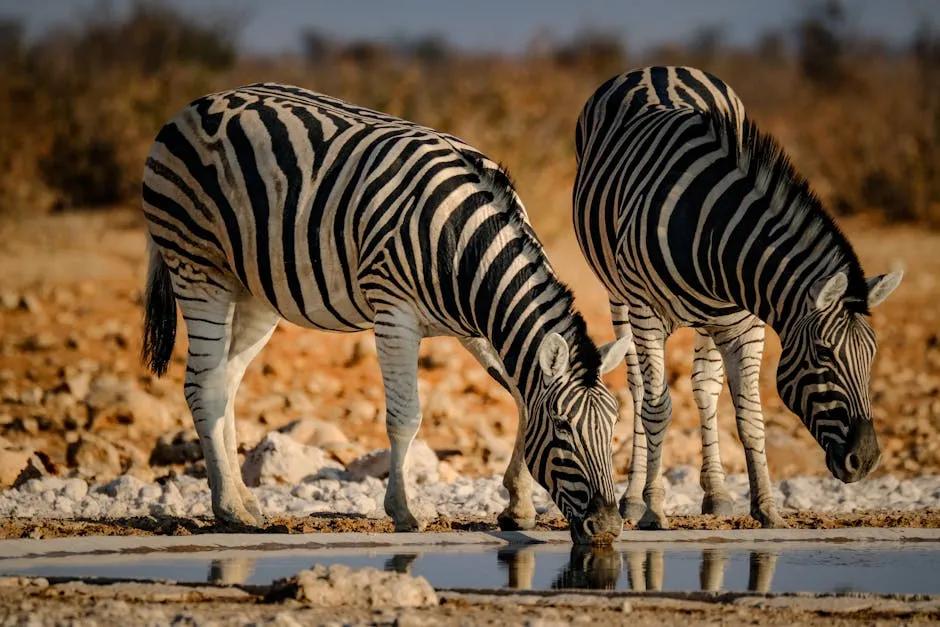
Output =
[
  {"x1": 573, "y1": 66, "x2": 903, "y2": 529},
  {"x1": 141, "y1": 82, "x2": 630, "y2": 543}
]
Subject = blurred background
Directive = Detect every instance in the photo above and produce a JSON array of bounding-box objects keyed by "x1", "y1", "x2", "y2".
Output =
[
  {"x1": 2, "y1": 0, "x2": 939, "y2": 232},
  {"x1": 0, "y1": 0, "x2": 937, "y2": 491}
]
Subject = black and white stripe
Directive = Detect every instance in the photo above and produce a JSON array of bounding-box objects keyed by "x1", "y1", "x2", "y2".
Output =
[
  {"x1": 573, "y1": 66, "x2": 902, "y2": 529},
  {"x1": 141, "y1": 83, "x2": 629, "y2": 542}
]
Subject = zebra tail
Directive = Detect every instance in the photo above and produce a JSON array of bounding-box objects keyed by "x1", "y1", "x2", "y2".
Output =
[{"x1": 141, "y1": 238, "x2": 177, "y2": 377}]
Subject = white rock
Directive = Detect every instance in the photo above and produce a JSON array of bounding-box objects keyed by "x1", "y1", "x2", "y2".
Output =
[
  {"x1": 0, "y1": 447, "x2": 36, "y2": 489},
  {"x1": 158, "y1": 481, "x2": 185, "y2": 516},
  {"x1": 60, "y1": 478, "x2": 88, "y2": 501},
  {"x1": 666, "y1": 465, "x2": 699, "y2": 486},
  {"x1": 242, "y1": 432, "x2": 343, "y2": 487},
  {"x1": 236, "y1": 421, "x2": 267, "y2": 451},
  {"x1": 278, "y1": 418, "x2": 349, "y2": 447},
  {"x1": 346, "y1": 400, "x2": 379, "y2": 422},
  {"x1": 55, "y1": 498, "x2": 74, "y2": 514},
  {"x1": 64, "y1": 372, "x2": 92, "y2": 401},
  {"x1": 437, "y1": 461, "x2": 459, "y2": 484},
  {"x1": 346, "y1": 439, "x2": 440, "y2": 483},
  {"x1": 345, "y1": 449, "x2": 389, "y2": 481},
  {"x1": 0, "y1": 470, "x2": 938, "y2": 521},
  {"x1": 282, "y1": 564, "x2": 437, "y2": 608},
  {"x1": 139, "y1": 484, "x2": 162, "y2": 500},
  {"x1": 98, "y1": 474, "x2": 145, "y2": 500}
]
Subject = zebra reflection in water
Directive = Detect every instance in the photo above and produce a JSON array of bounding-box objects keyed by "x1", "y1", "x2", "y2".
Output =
[
  {"x1": 497, "y1": 546, "x2": 779, "y2": 592},
  {"x1": 203, "y1": 546, "x2": 780, "y2": 592}
]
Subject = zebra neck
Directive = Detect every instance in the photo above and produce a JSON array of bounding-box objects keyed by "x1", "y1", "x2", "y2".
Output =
[
  {"x1": 471, "y1": 264, "x2": 596, "y2": 399},
  {"x1": 735, "y1": 237, "x2": 856, "y2": 338}
]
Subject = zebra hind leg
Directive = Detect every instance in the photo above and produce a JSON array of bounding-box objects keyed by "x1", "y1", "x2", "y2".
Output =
[
  {"x1": 459, "y1": 337, "x2": 536, "y2": 530},
  {"x1": 373, "y1": 305, "x2": 425, "y2": 532},
  {"x1": 224, "y1": 298, "x2": 280, "y2": 524},
  {"x1": 610, "y1": 301, "x2": 646, "y2": 522},
  {"x1": 692, "y1": 331, "x2": 734, "y2": 517},
  {"x1": 715, "y1": 320, "x2": 787, "y2": 528},
  {"x1": 179, "y1": 294, "x2": 261, "y2": 527}
]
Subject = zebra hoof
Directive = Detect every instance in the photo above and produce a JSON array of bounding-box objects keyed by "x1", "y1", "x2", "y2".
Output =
[
  {"x1": 701, "y1": 496, "x2": 734, "y2": 517},
  {"x1": 213, "y1": 504, "x2": 265, "y2": 530},
  {"x1": 754, "y1": 510, "x2": 788, "y2": 529},
  {"x1": 619, "y1": 498, "x2": 647, "y2": 522},
  {"x1": 497, "y1": 513, "x2": 536, "y2": 531},
  {"x1": 637, "y1": 510, "x2": 670, "y2": 531},
  {"x1": 243, "y1": 496, "x2": 267, "y2": 526},
  {"x1": 393, "y1": 515, "x2": 425, "y2": 533}
]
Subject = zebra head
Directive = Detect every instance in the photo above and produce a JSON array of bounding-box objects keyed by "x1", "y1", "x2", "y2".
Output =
[
  {"x1": 777, "y1": 269, "x2": 903, "y2": 483},
  {"x1": 525, "y1": 332, "x2": 629, "y2": 545}
]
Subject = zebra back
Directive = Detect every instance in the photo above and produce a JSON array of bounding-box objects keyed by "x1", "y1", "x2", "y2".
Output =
[{"x1": 576, "y1": 66, "x2": 746, "y2": 168}]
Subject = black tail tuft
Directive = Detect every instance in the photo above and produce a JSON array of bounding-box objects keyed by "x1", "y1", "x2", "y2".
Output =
[{"x1": 142, "y1": 243, "x2": 178, "y2": 377}]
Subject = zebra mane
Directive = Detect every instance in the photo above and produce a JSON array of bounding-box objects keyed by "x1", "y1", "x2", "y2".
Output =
[
  {"x1": 710, "y1": 111, "x2": 870, "y2": 315},
  {"x1": 463, "y1": 152, "x2": 603, "y2": 381}
]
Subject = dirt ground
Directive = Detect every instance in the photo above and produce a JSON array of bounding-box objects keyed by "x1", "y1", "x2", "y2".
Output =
[
  {"x1": 2, "y1": 580, "x2": 939, "y2": 627},
  {"x1": 0, "y1": 509, "x2": 938, "y2": 540},
  {"x1": 0, "y1": 209, "x2": 938, "y2": 487}
]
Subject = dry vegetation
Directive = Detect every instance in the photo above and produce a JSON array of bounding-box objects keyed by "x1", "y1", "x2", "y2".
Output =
[{"x1": 1, "y1": 1, "x2": 940, "y2": 236}]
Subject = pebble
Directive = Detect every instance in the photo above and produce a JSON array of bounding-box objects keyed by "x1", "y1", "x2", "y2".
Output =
[
  {"x1": 0, "y1": 468, "x2": 938, "y2": 521},
  {"x1": 60, "y1": 478, "x2": 88, "y2": 501}
]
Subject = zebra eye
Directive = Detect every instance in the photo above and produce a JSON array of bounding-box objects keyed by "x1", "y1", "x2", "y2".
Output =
[
  {"x1": 552, "y1": 415, "x2": 573, "y2": 435},
  {"x1": 817, "y1": 345, "x2": 836, "y2": 364}
]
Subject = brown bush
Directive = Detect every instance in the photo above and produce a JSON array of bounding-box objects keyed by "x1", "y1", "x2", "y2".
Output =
[{"x1": 0, "y1": 5, "x2": 938, "y2": 234}]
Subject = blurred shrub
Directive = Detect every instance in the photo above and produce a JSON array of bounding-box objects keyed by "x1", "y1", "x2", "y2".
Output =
[
  {"x1": 0, "y1": 1, "x2": 236, "y2": 214},
  {"x1": 796, "y1": 0, "x2": 848, "y2": 92},
  {"x1": 0, "y1": 2, "x2": 939, "y2": 233},
  {"x1": 911, "y1": 23, "x2": 940, "y2": 226},
  {"x1": 552, "y1": 30, "x2": 627, "y2": 75}
]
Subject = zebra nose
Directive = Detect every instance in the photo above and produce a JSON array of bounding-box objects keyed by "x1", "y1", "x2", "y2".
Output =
[
  {"x1": 831, "y1": 421, "x2": 880, "y2": 483},
  {"x1": 844, "y1": 452, "x2": 859, "y2": 474},
  {"x1": 574, "y1": 494, "x2": 622, "y2": 545}
]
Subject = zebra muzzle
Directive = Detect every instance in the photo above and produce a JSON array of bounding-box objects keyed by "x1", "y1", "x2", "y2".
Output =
[
  {"x1": 570, "y1": 494, "x2": 623, "y2": 546},
  {"x1": 825, "y1": 420, "x2": 881, "y2": 483}
]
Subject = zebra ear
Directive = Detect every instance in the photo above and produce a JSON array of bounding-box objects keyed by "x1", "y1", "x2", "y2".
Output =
[
  {"x1": 866, "y1": 271, "x2": 903, "y2": 308},
  {"x1": 598, "y1": 336, "x2": 630, "y2": 375},
  {"x1": 538, "y1": 332, "x2": 570, "y2": 381},
  {"x1": 810, "y1": 271, "x2": 848, "y2": 311}
]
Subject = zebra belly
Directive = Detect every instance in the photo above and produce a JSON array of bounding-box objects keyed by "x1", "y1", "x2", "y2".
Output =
[
  {"x1": 614, "y1": 256, "x2": 745, "y2": 330},
  {"x1": 275, "y1": 290, "x2": 373, "y2": 333},
  {"x1": 253, "y1": 261, "x2": 374, "y2": 333}
]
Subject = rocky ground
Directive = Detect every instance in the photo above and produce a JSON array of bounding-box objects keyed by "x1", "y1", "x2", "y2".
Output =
[
  {"x1": 0, "y1": 209, "x2": 939, "y2": 625},
  {"x1": 2, "y1": 573, "x2": 940, "y2": 627},
  {"x1": 1, "y1": 209, "x2": 938, "y2": 492}
]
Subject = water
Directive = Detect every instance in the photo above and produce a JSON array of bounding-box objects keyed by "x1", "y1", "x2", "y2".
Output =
[{"x1": 1, "y1": 543, "x2": 938, "y2": 594}]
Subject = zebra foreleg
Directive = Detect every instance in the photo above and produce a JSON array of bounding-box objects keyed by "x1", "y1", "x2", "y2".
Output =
[
  {"x1": 610, "y1": 301, "x2": 646, "y2": 522},
  {"x1": 715, "y1": 322, "x2": 786, "y2": 528},
  {"x1": 634, "y1": 318, "x2": 672, "y2": 530},
  {"x1": 180, "y1": 296, "x2": 261, "y2": 527},
  {"x1": 693, "y1": 331, "x2": 734, "y2": 516},
  {"x1": 374, "y1": 305, "x2": 425, "y2": 532},
  {"x1": 224, "y1": 299, "x2": 279, "y2": 524},
  {"x1": 459, "y1": 337, "x2": 536, "y2": 530}
]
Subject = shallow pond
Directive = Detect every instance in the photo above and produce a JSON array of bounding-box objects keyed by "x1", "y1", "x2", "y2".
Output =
[{"x1": 1, "y1": 540, "x2": 938, "y2": 594}]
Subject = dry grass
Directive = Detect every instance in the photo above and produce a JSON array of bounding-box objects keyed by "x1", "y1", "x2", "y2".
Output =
[{"x1": 1, "y1": 4, "x2": 939, "y2": 238}]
